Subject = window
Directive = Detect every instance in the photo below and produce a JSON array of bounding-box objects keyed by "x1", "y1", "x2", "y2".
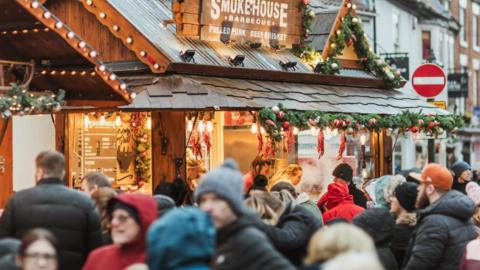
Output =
[
  {"x1": 474, "y1": 70, "x2": 478, "y2": 107},
  {"x1": 422, "y1": 31, "x2": 431, "y2": 60},
  {"x1": 460, "y1": 7, "x2": 467, "y2": 46},
  {"x1": 392, "y1": 12, "x2": 400, "y2": 51},
  {"x1": 474, "y1": 15, "x2": 479, "y2": 48}
]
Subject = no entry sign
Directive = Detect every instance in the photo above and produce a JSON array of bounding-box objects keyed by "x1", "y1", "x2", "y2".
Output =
[{"x1": 411, "y1": 64, "x2": 446, "y2": 98}]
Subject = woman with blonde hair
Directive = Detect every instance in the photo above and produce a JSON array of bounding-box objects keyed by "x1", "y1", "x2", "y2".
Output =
[
  {"x1": 269, "y1": 164, "x2": 303, "y2": 189},
  {"x1": 91, "y1": 187, "x2": 117, "y2": 245},
  {"x1": 302, "y1": 223, "x2": 376, "y2": 270}
]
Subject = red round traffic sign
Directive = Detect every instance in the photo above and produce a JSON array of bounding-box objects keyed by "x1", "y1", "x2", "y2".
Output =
[{"x1": 411, "y1": 64, "x2": 446, "y2": 98}]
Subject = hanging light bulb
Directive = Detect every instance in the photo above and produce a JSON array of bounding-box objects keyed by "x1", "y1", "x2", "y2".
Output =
[
  {"x1": 362, "y1": 168, "x2": 368, "y2": 178},
  {"x1": 187, "y1": 120, "x2": 193, "y2": 132},
  {"x1": 251, "y1": 123, "x2": 258, "y2": 134},
  {"x1": 146, "y1": 117, "x2": 152, "y2": 129},
  {"x1": 84, "y1": 115, "x2": 90, "y2": 128},
  {"x1": 100, "y1": 115, "x2": 106, "y2": 126},
  {"x1": 115, "y1": 115, "x2": 121, "y2": 127},
  {"x1": 198, "y1": 120, "x2": 205, "y2": 132},
  {"x1": 206, "y1": 121, "x2": 213, "y2": 133},
  {"x1": 360, "y1": 134, "x2": 366, "y2": 146},
  {"x1": 293, "y1": 127, "x2": 299, "y2": 135}
]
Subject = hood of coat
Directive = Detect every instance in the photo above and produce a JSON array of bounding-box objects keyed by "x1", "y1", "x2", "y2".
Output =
[
  {"x1": 396, "y1": 212, "x2": 417, "y2": 226},
  {"x1": 147, "y1": 207, "x2": 215, "y2": 270},
  {"x1": 108, "y1": 193, "x2": 157, "y2": 247},
  {"x1": 419, "y1": 190, "x2": 476, "y2": 222},
  {"x1": 353, "y1": 208, "x2": 395, "y2": 246},
  {"x1": 318, "y1": 182, "x2": 353, "y2": 209}
]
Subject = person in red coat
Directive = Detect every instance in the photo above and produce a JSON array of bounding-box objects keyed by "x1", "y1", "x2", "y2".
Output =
[
  {"x1": 318, "y1": 182, "x2": 365, "y2": 223},
  {"x1": 82, "y1": 194, "x2": 157, "y2": 270}
]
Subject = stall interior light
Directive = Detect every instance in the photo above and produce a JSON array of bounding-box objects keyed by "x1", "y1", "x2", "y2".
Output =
[
  {"x1": 362, "y1": 168, "x2": 368, "y2": 178},
  {"x1": 250, "y1": 123, "x2": 258, "y2": 134},
  {"x1": 206, "y1": 121, "x2": 213, "y2": 133},
  {"x1": 84, "y1": 115, "x2": 90, "y2": 127},
  {"x1": 197, "y1": 120, "x2": 205, "y2": 132},
  {"x1": 115, "y1": 115, "x2": 121, "y2": 127},
  {"x1": 187, "y1": 119, "x2": 193, "y2": 132},
  {"x1": 260, "y1": 127, "x2": 266, "y2": 135},
  {"x1": 146, "y1": 117, "x2": 152, "y2": 129},
  {"x1": 360, "y1": 134, "x2": 366, "y2": 146},
  {"x1": 99, "y1": 115, "x2": 106, "y2": 126}
]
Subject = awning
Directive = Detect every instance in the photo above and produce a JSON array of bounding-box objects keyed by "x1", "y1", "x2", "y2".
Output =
[{"x1": 119, "y1": 75, "x2": 447, "y2": 115}]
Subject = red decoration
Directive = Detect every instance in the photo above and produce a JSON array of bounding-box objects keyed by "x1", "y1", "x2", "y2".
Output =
[
  {"x1": 337, "y1": 132, "x2": 346, "y2": 160},
  {"x1": 308, "y1": 119, "x2": 317, "y2": 126},
  {"x1": 257, "y1": 129, "x2": 263, "y2": 154},
  {"x1": 302, "y1": 0, "x2": 309, "y2": 5},
  {"x1": 266, "y1": 119, "x2": 277, "y2": 127},
  {"x1": 282, "y1": 121, "x2": 290, "y2": 130},
  {"x1": 410, "y1": 126, "x2": 419, "y2": 133},
  {"x1": 369, "y1": 118, "x2": 377, "y2": 126},
  {"x1": 284, "y1": 129, "x2": 296, "y2": 155},
  {"x1": 418, "y1": 119, "x2": 425, "y2": 126},
  {"x1": 346, "y1": 39, "x2": 353, "y2": 47},
  {"x1": 277, "y1": 111, "x2": 285, "y2": 119},
  {"x1": 189, "y1": 130, "x2": 203, "y2": 159},
  {"x1": 345, "y1": 118, "x2": 351, "y2": 125},
  {"x1": 317, "y1": 128, "x2": 325, "y2": 159},
  {"x1": 351, "y1": 34, "x2": 357, "y2": 42},
  {"x1": 428, "y1": 121, "x2": 436, "y2": 129},
  {"x1": 203, "y1": 131, "x2": 212, "y2": 152}
]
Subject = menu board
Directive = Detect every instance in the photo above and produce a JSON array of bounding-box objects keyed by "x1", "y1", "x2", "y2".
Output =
[{"x1": 83, "y1": 126, "x2": 117, "y2": 182}]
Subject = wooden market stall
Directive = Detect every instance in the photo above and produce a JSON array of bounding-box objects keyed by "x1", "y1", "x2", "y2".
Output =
[{"x1": 8, "y1": 0, "x2": 462, "y2": 196}]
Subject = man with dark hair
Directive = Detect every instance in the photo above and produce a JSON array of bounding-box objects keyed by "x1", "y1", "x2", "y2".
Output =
[
  {"x1": 331, "y1": 163, "x2": 367, "y2": 208},
  {"x1": 0, "y1": 151, "x2": 102, "y2": 270},
  {"x1": 403, "y1": 163, "x2": 476, "y2": 270},
  {"x1": 81, "y1": 172, "x2": 111, "y2": 195}
]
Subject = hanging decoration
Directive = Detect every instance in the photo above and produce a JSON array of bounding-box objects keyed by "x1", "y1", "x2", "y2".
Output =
[
  {"x1": 130, "y1": 112, "x2": 151, "y2": 186},
  {"x1": 0, "y1": 83, "x2": 65, "y2": 118},
  {"x1": 293, "y1": 0, "x2": 403, "y2": 88},
  {"x1": 186, "y1": 112, "x2": 214, "y2": 159},
  {"x1": 259, "y1": 104, "x2": 465, "y2": 158}
]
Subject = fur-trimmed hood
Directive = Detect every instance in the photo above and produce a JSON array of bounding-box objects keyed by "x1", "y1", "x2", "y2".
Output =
[{"x1": 395, "y1": 212, "x2": 417, "y2": 226}]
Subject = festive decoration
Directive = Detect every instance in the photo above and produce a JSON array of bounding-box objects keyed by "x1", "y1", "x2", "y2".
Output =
[
  {"x1": 258, "y1": 104, "x2": 464, "y2": 157},
  {"x1": 293, "y1": 0, "x2": 403, "y2": 88},
  {"x1": 0, "y1": 83, "x2": 65, "y2": 118}
]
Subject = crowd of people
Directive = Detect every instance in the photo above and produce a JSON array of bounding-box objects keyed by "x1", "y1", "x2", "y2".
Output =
[{"x1": 0, "y1": 151, "x2": 479, "y2": 270}]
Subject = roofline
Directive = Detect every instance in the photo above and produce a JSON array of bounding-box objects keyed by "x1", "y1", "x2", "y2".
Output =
[
  {"x1": 79, "y1": 0, "x2": 172, "y2": 73},
  {"x1": 167, "y1": 62, "x2": 406, "y2": 89},
  {"x1": 16, "y1": 0, "x2": 132, "y2": 103}
]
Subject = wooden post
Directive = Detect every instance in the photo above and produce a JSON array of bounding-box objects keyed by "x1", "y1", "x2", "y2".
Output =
[
  {"x1": 382, "y1": 130, "x2": 393, "y2": 175},
  {"x1": 0, "y1": 119, "x2": 13, "y2": 208},
  {"x1": 54, "y1": 112, "x2": 70, "y2": 186},
  {"x1": 152, "y1": 111, "x2": 186, "y2": 192}
]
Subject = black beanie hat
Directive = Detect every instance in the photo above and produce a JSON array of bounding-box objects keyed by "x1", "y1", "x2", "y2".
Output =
[
  {"x1": 251, "y1": 174, "x2": 268, "y2": 191},
  {"x1": 111, "y1": 200, "x2": 141, "y2": 225},
  {"x1": 394, "y1": 182, "x2": 418, "y2": 212},
  {"x1": 332, "y1": 163, "x2": 353, "y2": 183}
]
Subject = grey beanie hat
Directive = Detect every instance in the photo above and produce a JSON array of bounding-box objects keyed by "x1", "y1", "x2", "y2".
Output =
[{"x1": 195, "y1": 159, "x2": 244, "y2": 215}]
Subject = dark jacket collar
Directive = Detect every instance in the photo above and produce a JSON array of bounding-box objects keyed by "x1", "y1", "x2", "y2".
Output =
[
  {"x1": 216, "y1": 214, "x2": 252, "y2": 246},
  {"x1": 37, "y1": 177, "x2": 64, "y2": 186}
]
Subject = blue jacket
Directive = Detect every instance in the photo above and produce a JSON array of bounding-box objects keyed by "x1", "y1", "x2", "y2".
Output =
[{"x1": 147, "y1": 207, "x2": 215, "y2": 270}]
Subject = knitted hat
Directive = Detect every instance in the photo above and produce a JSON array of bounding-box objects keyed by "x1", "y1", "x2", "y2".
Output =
[
  {"x1": 394, "y1": 182, "x2": 418, "y2": 212},
  {"x1": 195, "y1": 159, "x2": 244, "y2": 215},
  {"x1": 332, "y1": 163, "x2": 353, "y2": 183},
  {"x1": 452, "y1": 160, "x2": 471, "y2": 179},
  {"x1": 111, "y1": 200, "x2": 141, "y2": 225},
  {"x1": 250, "y1": 174, "x2": 268, "y2": 192},
  {"x1": 466, "y1": 181, "x2": 480, "y2": 206},
  {"x1": 410, "y1": 163, "x2": 453, "y2": 191}
]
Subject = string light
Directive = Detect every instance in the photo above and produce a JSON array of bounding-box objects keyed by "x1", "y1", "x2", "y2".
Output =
[
  {"x1": 120, "y1": 83, "x2": 127, "y2": 90},
  {"x1": 89, "y1": 50, "x2": 97, "y2": 58},
  {"x1": 99, "y1": 12, "x2": 106, "y2": 19},
  {"x1": 67, "y1": 31, "x2": 75, "y2": 39},
  {"x1": 126, "y1": 37, "x2": 133, "y2": 44},
  {"x1": 109, "y1": 74, "x2": 116, "y2": 81},
  {"x1": 86, "y1": 0, "x2": 93, "y2": 5},
  {"x1": 31, "y1": 1, "x2": 40, "y2": 8},
  {"x1": 113, "y1": 25, "x2": 120, "y2": 31},
  {"x1": 55, "y1": 21, "x2": 63, "y2": 29},
  {"x1": 43, "y1": 11, "x2": 51, "y2": 19},
  {"x1": 140, "y1": 51, "x2": 147, "y2": 57}
]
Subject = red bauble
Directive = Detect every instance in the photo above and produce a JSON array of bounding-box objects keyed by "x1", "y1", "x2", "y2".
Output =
[
  {"x1": 418, "y1": 119, "x2": 425, "y2": 126},
  {"x1": 346, "y1": 39, "x2": 353, "y2": 46},
  {"x1": 282, "y1": 121, "x2": 290, "y2": 130},
  {"x1": 345, "y1": 118, "x2": 351, "y2": 125},
  {"x1": 369, "y1": 118, "x2": 377, "y2": 125},
  {"x1": 351, "y1": 35, "x2": 357, "y2": 42},
  {"x1": 428, "y1": 122, "x2": 436, "y2": 129},
  {"x1": 410, "y1": 126, "x2": 419, "y2": 133},
  {"x1": 277, "y1": 111, "x2": 285, "y2": 119}
]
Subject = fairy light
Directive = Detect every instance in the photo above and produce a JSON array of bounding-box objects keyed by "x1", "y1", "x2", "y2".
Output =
[
  {"x1": 109, "y1": 74, "x2": 116, "y2": 81},
  {"x1": 43, "y1": 11, "x2": 51, "y2": 19},
  {"x1": 251, "y1": 123, "x2": 258, "y2": 134},
  {"x1": 86, "y1": 0, "x2": 93, "y2": 5},
  {"x1": 89, "y1": 50, "x2": 97, "y2": 58},
  {"x1": 113, "y1": 25, "x2": 120, "y2": 31},
  {"x1": 55, "y1": 21, "x2": 63, "y2": 29},
  {"x1": 120, "y1": 83, "x2": 127, "y2": 90},
  {"x1": 67, "y1": 31, "x2": 75, "y2": 39},
  {"x1": 31, "y1": 1, "x2": 40, "y2": 8},
  {"x1": 99, "y1": 12, "x2": 106, "y2": 19},
  {"x1": 140, "y1": 51, "x2": 147, "y2": 57},
  {"x1": 126, "y1": 37, "x2": 133, "y2": 44}
]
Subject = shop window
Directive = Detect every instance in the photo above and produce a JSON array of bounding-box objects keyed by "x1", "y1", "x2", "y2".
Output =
[
  {"x1": 67, "y1": 112, "x2": 152, "y2": 193},
  {"x1": 392, "y1": 12, "x2": 400, "y2": 51},
  {"x1": 460, "y1": 7, "x2": 467, "y2": 46},
  {"x1": 422, "y1": 31, "x2": 431, "y2": 61},
  {"x1": 474, "y1": 15, "x2": 479, "y2": 49}
]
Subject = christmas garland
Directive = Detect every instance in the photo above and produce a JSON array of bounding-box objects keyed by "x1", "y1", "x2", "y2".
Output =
[
  {"x1": 258, "y1": 104, "x2": 464, "y2": 157},
  {"x1": 0, "y1": 83, "x2": 65, "y2": 118},
  {"x1": 293, "y1": 1, "x2": 403, "y2": 88},
  {"x1": 131, "y1": 112, "x2": 151, "y2": 186}
]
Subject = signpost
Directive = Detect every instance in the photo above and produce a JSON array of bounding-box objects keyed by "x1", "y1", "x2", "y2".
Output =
[
  {"x1": 382, "y1": 53, "x2": 410, "y2": 80},
  {"x1": 411, "y1": 63, "x2": 447, "y2": 163}
]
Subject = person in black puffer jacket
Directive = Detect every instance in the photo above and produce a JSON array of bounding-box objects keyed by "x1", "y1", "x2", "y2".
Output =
[
  {"x1": 0, "y1": 151, "x2": 102, "y2": 270},
  {"x1": 353, "y1": 208, "x2": 399, "y2": 270},
  {"x1": 404, "y1": 163, "x2": 477, "y2": 270},
  {"x1": 250, "y1": 192, "x2": 322, "y2": 267}
]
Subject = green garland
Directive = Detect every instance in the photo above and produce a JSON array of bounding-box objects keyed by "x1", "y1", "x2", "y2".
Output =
[
  {"x1": 0, "y1": 83, "x2": 65, "y2": 118},
  {"x1": 293, "y1": 2, "x2": 403, "y2": 88},
  {"x1": 133, "y1": 113, "x2": 151, "y2": 185},
  {"x1": 259, "y1": 104, "x2": 464, "y2": 143}
]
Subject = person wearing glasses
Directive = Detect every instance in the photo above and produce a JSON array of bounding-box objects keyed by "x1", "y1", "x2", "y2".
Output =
[
  {"x1": 17, "y1": 229, "x2": 59, "y2": 270},
  {"x1": 82, "y1": 194, "x2": 157, "y2": 270}
]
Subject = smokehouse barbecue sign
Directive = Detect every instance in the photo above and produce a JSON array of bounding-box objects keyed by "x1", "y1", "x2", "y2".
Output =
[{"x1": 200, "y1": 0, "x2": 302, "y2": 47}]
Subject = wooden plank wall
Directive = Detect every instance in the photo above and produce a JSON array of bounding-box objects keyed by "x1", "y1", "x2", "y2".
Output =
[
  {"x1": 0, "y1": 119, "x2": 13, "y2": 208},
  {"x1": 47, "y1": 0, "x2": 137, "y2": 62},
  {"x1": 152, "y1": 112, "x2": 186, "y2": 191}
]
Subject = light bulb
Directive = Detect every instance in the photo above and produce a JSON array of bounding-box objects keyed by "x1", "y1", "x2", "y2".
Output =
[
  {"x1": 293, "y1": 127, "x2": 299, "y2": 135},
  {"x1": 115, "y1": 115, "x2": 121, "y2": 126},
  {"x1": 187, "y1": 120, "x2": 193, "y2": 132},
  {"x1": 206, "y1": 121, "x2": 213, "y2": 133},
  {"x1": 146, "y1": 117, "x2": 152, "y2": 129},
  {"x1": 360, "y1": 135, "x2": 366, "y2": 146},
  {"x1": 84, "y1": 115, "x2": 90, "y2": 127},
  {"x1": 100, "y1": 115, "x2": 105, "y2": 126},
  {"x1": 251, "y1": 123, "x2": 258, "y2": 134},
  {"x1": 198, "y1": 120, "x2": 205, "y2": 132}
]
